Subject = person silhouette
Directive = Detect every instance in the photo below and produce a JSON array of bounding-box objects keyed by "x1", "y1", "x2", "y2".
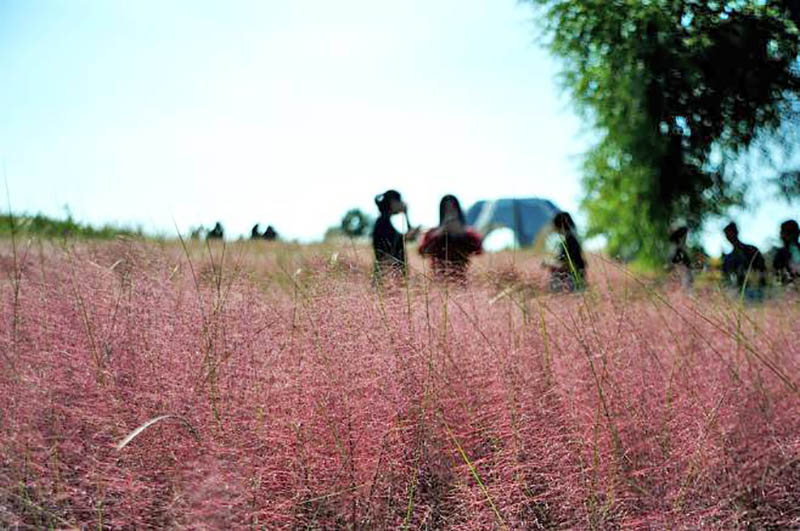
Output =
[
  {"x1": 543, "y1": 212, "x2": 586, "y2": 292},
  {"x1": 251, "y1": 224, "x2": 261, "y2": 239},
  {"x1": 773, "y1": 219, "x2": 800, "y2": 285},
  {"x1": 667, "y1": 226, "x2": 693, "y2": 288},
  {"x1": 418, "y1": 195, "x2": 482, "y2": 283},
  {"x1": 722, "y1": 221, "x2": 766, "y2": 297},
  {"x1": 372, "y1": 190, "x2": 418, "y2": 279},
  {"x1": 262, "y1": 225, "x2": 278, "y2": 241},
  {"x1": 207, "y1": 222, "x2": 224, "y2": 240}
]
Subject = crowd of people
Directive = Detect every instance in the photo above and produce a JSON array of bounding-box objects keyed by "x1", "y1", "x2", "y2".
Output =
[
  {"x1": 194, "y1": 221, "x2": 279, "y2": 241},
  {"x1": 666, "y1": 219, "x2": 799, "y2": 298},
  {"x1": 196, "y1": 189, "x2": 798, "y2": 297},
  {"x1": 372, "y1": 188, "x2": 800, "y2": 296},
  {"x1": 371, "y1": 189, "x2": 586, "y2": 291}
]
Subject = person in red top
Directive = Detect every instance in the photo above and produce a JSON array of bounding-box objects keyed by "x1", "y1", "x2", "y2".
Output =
[{"x1": 418, "y1": 194, "x2": 483, "y2": 282}]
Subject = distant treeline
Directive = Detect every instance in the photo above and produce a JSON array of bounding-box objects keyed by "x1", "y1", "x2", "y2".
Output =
[{"x1": 0, "y1": 213, "x2": 142, "y2": 239}]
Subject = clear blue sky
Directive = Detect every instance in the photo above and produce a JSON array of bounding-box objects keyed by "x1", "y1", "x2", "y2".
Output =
[{"x1": 1, "y1": 0, "x2": 796, "y2": 254}]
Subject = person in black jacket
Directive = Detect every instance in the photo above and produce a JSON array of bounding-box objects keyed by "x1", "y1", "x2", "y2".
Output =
[
  {"x1": 372, "y1": 190, "x2": 418, "y2": 279},
  {"x1": 545, "y1": 211, "x2": 586, "y2": 292},
  {"x1": 722, "y1": 221, "x2": 766, "y2": 296}
]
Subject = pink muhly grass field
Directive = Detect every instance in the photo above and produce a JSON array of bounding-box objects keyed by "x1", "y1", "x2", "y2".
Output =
[{"x1": 1, "y1": 237, "x2": 799, "y2": 529}]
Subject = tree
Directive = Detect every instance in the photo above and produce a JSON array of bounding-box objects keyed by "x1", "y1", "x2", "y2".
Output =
[
  {"x1": 528, "y1": 0, "x2": 800, "y2": 263},
  {"x1": 340, "y1": 208, "x2": 372, "y2": 238}
]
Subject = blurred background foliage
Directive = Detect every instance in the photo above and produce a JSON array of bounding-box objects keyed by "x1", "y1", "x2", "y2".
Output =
[
  {"x1": 0, "y1": 212, "x2": 141, "y2": 240},
  {"x1": 528, "y1": 0, "x2": 800, "y2": 263}
]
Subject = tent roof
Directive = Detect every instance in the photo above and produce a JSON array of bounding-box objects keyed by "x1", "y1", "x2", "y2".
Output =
[{"x1": 465, "y1": 197, "x2": 561, "y2": 247}]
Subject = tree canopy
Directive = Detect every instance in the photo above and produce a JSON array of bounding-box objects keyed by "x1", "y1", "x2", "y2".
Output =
[
  {"x1": 528, "y1": 0, "x2": 800, "y2": 262},
  {"x1": 340, "y1": 208, "x2": 372, "y2": 238}
]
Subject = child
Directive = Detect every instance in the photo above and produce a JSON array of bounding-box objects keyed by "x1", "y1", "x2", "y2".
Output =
[
  {"x1": 418, "y1": 195, "x2": 482, "y2": 282},
  {"x1": 544, "y1": 212, "x2": 586, "y2": 292}
]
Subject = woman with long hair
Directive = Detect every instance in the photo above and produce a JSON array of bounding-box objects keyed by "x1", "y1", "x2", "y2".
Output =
[
  {"x1": 418, "y1": 194, "x2": 482, "y2": 282},
  {"x1": 544, "y1": 211, "x2": 586, "y2": 292}
]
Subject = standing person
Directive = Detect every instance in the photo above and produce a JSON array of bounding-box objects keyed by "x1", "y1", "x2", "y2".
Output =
[
  {"x1": 251, "y1": 224, "x2": 261, "y2": 239},
  {"x1": 207, "y1": 222, "x2": 224, "y2": 240},
  {"x1": 544, "y1": 212, "x2": 586, "y2": 292},
  {"x1": 262, "y1": 225, "x2": 278, "y2": 241},
  {"x1": 773, "y1": 219, "x2": 800, "y2": 285},
  {"x1": 722, "y1": 221, "x2": 766, "y2": 297},
  {"x1": 418, "y1": 194, "x2": 482, "y2": 283},
  {"x1": 667, "y1": 226, "x2": 693, "y2": 288},
  {"x1": 372, "y1": 190, "x2": 418, "y2": 279}
]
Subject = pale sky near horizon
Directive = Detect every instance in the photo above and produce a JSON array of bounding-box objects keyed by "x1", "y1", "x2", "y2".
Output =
[{"x1": 1, "y1": 0, "x2": 797, "y2": 255}]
